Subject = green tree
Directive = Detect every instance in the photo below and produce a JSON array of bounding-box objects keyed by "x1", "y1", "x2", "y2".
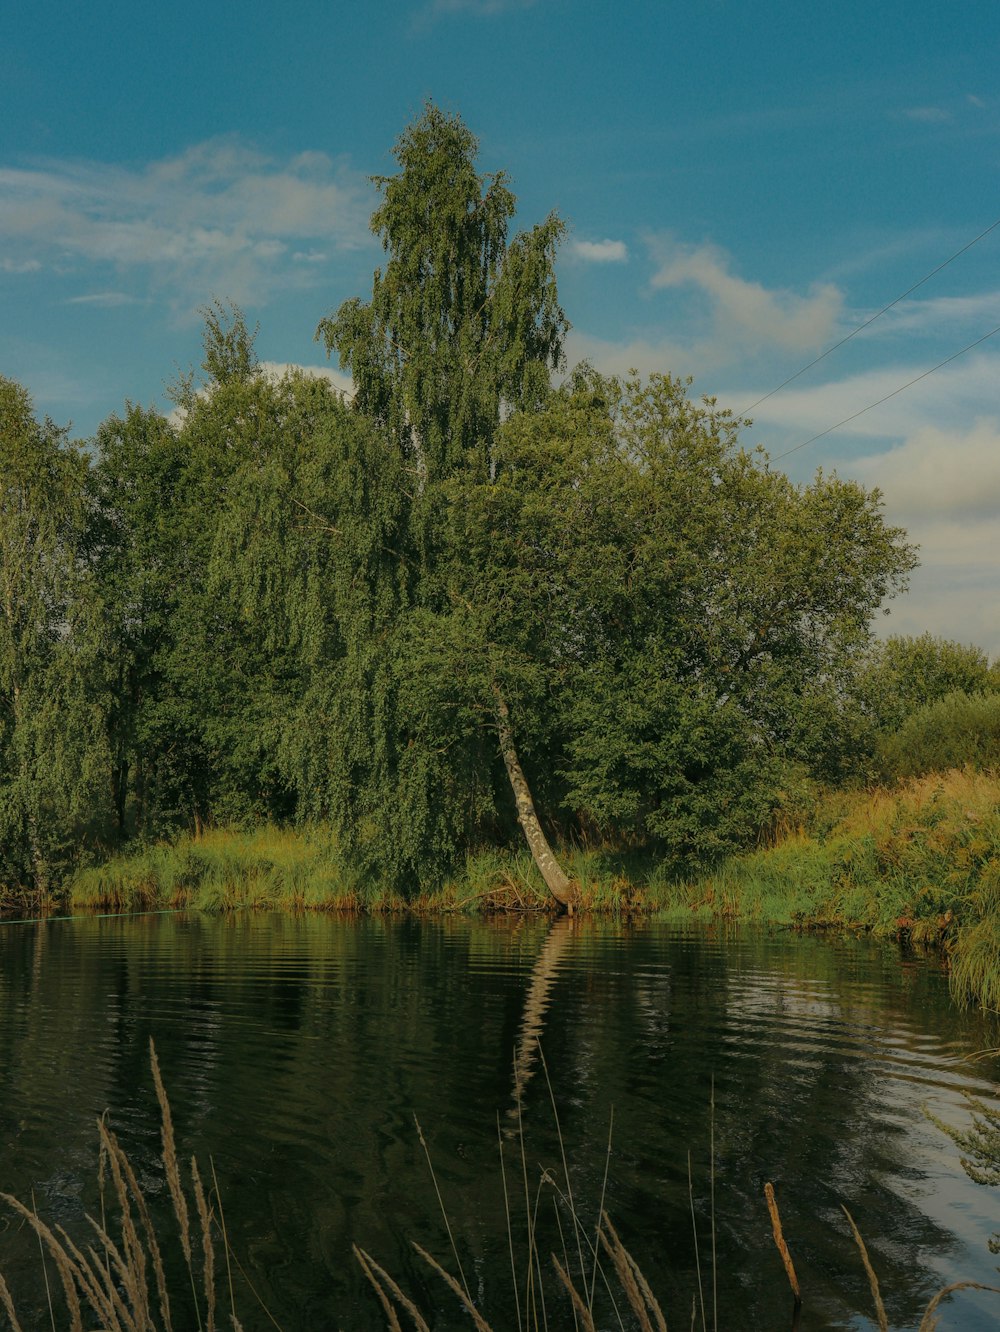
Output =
[
  {"x1": 312, "y1": 105, "x2": 919, "y2": 902},
  {"x1": 86, "y1": 303, "x2": 286, "y2": 841},
  {"x1": 0, "y1": 378, "x2": 108, "y2": 892},
  {"x1": 87, "y1": 403, "x2": 186, "y2": 837},
  {"x1": 317, "y1": 102, "x2": 566, "y2": 481},
  {"x1": 858, "y1": 633, "x2": 996, "y2": 734},
  {"x1": 446, "y1": 372, "x2": 917, "y2": 867},
  {"x1": 317, "y1": 103, "x2": 577, "y2": 905}
]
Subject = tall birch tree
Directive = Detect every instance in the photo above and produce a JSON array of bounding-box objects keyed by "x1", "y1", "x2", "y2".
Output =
[{"x1": 317, "y1": 103, "x2": 577, "y2": 906}]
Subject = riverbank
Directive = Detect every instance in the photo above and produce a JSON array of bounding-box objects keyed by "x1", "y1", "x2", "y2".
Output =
[{"x1": 56, "y1": 768, "x2": 1000, "y2": 1009}]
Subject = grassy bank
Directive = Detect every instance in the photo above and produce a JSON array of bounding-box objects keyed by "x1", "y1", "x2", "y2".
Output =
[
  {"x1": 683, "y1": 769, "x2": 1000, "y2": 1010},
  {"x1": 64, "y1": 769, "x2": 1000, "y2": 1009}
]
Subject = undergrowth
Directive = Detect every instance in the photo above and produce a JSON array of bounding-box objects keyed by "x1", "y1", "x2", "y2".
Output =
[{"x1": 59, "y1": 769, "x2": 1000, "y2": 1011}]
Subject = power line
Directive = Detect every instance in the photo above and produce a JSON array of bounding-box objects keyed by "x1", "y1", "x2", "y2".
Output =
[
  {"x1": 738, "y1": 214, "x2": 1000, "y2": 417},
  {"x1": 771, "y1": 322, "x2": 1000, "y2": 461}
]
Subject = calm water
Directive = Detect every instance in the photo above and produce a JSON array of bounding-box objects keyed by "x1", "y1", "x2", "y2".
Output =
[{"x1": 1, "y1": 913, "x2": 999, "y2": 1330}]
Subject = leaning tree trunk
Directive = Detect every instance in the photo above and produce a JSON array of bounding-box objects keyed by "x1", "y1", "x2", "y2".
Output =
[{"x1": 492, "y1": 683, "x2": 577, "y2": 914}]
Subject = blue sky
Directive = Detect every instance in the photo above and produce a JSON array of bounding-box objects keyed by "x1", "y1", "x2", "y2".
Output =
[{"x1": 3, "y1": 0, "x2": 999, "y2": 652}]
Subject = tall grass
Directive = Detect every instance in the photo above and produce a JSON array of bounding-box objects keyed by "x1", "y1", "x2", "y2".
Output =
[
  {"x1": 2, "y1": 1043, "x2": 998, "y2": 1331},
  {"x1": 354, "y1": 1042, "x2": 1000, "y2": 1332},
  {"x1": 63, "y1": 770, "x2": 1000, "y2": 1011},
  {"x1": 0, "y1": 1038, "x2": 242, "y2": 1332},
  {"x1": 69, "y1": 824, "x2": 379, "y2": 913},
  {"x1": 677, "y1": 770, "x2": 1000, "y2": 1010}
]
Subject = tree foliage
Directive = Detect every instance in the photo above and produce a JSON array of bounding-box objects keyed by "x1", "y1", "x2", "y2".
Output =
[
  {"x1": 0, "y1": 378, "x2": 108, "y2": 890},
  {"x1": 0, "y1": 106, "x2": 934, "y2": 900},
  {"x1": 859, "y1": 633, "x2": 996, "y2": 734},
  {"x1": 317, "y1": 102, "x2": 566, "y2": 481}
]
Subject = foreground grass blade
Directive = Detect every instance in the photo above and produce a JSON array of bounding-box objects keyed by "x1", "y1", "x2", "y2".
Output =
[{"x1": 842, "y1": 1206, "x2": 887, "y2": 1332}]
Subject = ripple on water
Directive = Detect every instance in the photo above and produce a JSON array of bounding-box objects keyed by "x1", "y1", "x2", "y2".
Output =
[{"x1": 0, "y1": 914, "x2": 998, "y2": 1331}]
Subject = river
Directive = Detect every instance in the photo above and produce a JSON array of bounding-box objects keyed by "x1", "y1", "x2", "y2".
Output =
[{"x1": 1, "y1": 913, "x2": 998, "y2": 1329}]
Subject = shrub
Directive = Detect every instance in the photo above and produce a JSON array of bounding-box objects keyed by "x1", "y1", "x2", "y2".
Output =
[{"x1": 878, "y1": 690, "x2": 1000, "y2": 781}]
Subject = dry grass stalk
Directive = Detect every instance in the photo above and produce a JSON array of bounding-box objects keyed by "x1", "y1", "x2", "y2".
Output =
[
  {"x1": 192, "y1": 1157, "x2": 217, "y2": 1332},
  {"x1": 687, "y1": 1152, "x2": 707, "y2": 1332},
  {"x1": 30, "y1": 1191, "x2": 56, "y2": 1332},
  {"x1": 82, "y1": 1214, "x2": 141, "y2": 1329},
  {"x1": 357, "y1": 1243, "x2": 437, "y2": 1332},
  {"x1": 352, "y1": 1246, "x2": 405, "y2": 1332},
  {"x1": 496, "y1": 1112, "x2": 524, "y2": 1332},
  {"x1": 599, "y1": 1223, "x2": 650, "y2": 1332},
  {"x1": 0, "y1": 1045, "x2": 231, "y2": 1332},
  {"x1": 102, "y1": 1119, "x2": 174, "y2": 1332},
  {"x1": 96, "y1": 1117, "x2": 149, "y2": 1326},
  {"x1": 512, "y1": 1048, "x2": 544, "y2": 1332},
  {"x1": 551, "y1": 1253, "x2": 597, "y2": 1332},
  {"x1": 599, "y1": 1212, "x2": 667, "y2": 1332},
  {"x1": 149, "y1": 1036, "x2": 193, "y2": 1266},
  {"x1": 210, "y1": 1156, "x2": 237, "y2": 1326},
  {"x1": 2, "y1": 1194, "x2": 85, "y2": 1332},
  {"x1": 527, "y1": 1172, "x2": 551, "y2": 1332},
  {"x1": 841, "y1": 1206, "x2": 888, "y2": 1332},
  {"x1": 413, "y1": 1116, "x2": 474, "y2": 1309},
  {"x1": 53, "y1": 1228, "x2": 120, "y2": 1331},
  {"x1": 0, "y1": 1271, "x2": 25, "y2": 1332},
  {"x1": 529, "y1": 1167, "x2": 627, "y2": 1332},
  {"x1": 413, "y1": 1241, "x2": 493, "y2": 1332},
  {"x1": 916, "y1": 1279, "x2": 1000, "y2": 1332},
  {"x1": 538, "y1": 1043, "x2": 587, "y2": 1289},
  {"x1": 588, "y1": 1110, "x2": 615, "y2": 1309},
  {"x1": 763, "y1": 1182, "x2": 801, "y2": 1304}
]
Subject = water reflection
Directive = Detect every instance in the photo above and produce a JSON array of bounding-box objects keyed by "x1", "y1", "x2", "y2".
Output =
[
  {"x1": 509, "y1": 915, "x2": 575, "y2": 1122},
  {"x1": 0, "y1": 914, "x2": 997, "y2": 1330}
]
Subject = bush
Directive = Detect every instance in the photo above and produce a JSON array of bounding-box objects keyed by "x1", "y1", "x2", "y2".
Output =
[
  {"x1": 859, "y1": 634, "x2": 995, "y2": 733},
  {"x1": 878, "y1": 690, "x2": 1000, "y2": 781}
]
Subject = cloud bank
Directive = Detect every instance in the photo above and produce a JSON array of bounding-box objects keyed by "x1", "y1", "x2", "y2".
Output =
[
  {"x1": 650, "y1": 237, "x2": 843, "y2": 353},
  {"x1": 0, "y1": 139, "x2": 369, "y2": 312},
  {"x1": 852, "y1": 419, "x2": 1000, "y2": 655}
]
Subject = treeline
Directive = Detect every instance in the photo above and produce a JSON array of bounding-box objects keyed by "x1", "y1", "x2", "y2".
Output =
[{"x1": 2, "y1": 106, "x2": 997, "y2": 905}]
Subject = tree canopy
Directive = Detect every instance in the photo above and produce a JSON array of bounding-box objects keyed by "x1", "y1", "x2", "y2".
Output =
[{"x1": 0, "y1": 105, "x2": 939, "y2": 905}]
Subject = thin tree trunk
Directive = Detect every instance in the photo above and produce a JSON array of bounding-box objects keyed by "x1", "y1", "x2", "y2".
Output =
[{"x1": 492, "y1": 683, "x2": 577, "y2": 913}]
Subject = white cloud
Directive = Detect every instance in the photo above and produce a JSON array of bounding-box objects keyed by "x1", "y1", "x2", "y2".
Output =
[
  {"x1": 568, "y1": 230, "x2": 999, "y2": 655},
  {"x1": 258, "y1": 360, "x2": 354, "y2": 399},
  {"x1": 737, "y1": 349, "x2": 1000, "y2": 446},
  {"x1": 0, "y1": 139, "x2": 369, "y2": 311},
  {"x1": 852, "y1": 417, "x2": 1000, "y2": 518},
  {"x1": 572, "y1": 317, "x2": 1000, "y2": 654},
  {"x1": 66, "y1": 291, "x2": 143, "y2": 307},
  {"x1": 875, "y1": 561, "x2": 1000, "y2": 659},
  {"x1": 872, "y1": 289, "x2": 1000, "y2": 335},
  {"x1": 566, "y1": 328, "x2": 703, "y2": 381},
  {"x1": 1, "y1": 257, "x2": 42, "y2": 273},
  {"x1": 649, "y1": 237, "x2": 843, "y2": 353},
  {"x1": 735, "y1": 413, "x2": 1000, "y2": 654},
  {"x1": 569, "y1": 238, "x2": 628, "y2": 263},
  {"x1": 902, "y1": 106, "x2": 952, "y2": 124}
]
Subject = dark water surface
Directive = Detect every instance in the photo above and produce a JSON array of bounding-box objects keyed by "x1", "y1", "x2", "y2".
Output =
[{"x1": 1, "y1": 914, "x2": 999, "y2": 1330}]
